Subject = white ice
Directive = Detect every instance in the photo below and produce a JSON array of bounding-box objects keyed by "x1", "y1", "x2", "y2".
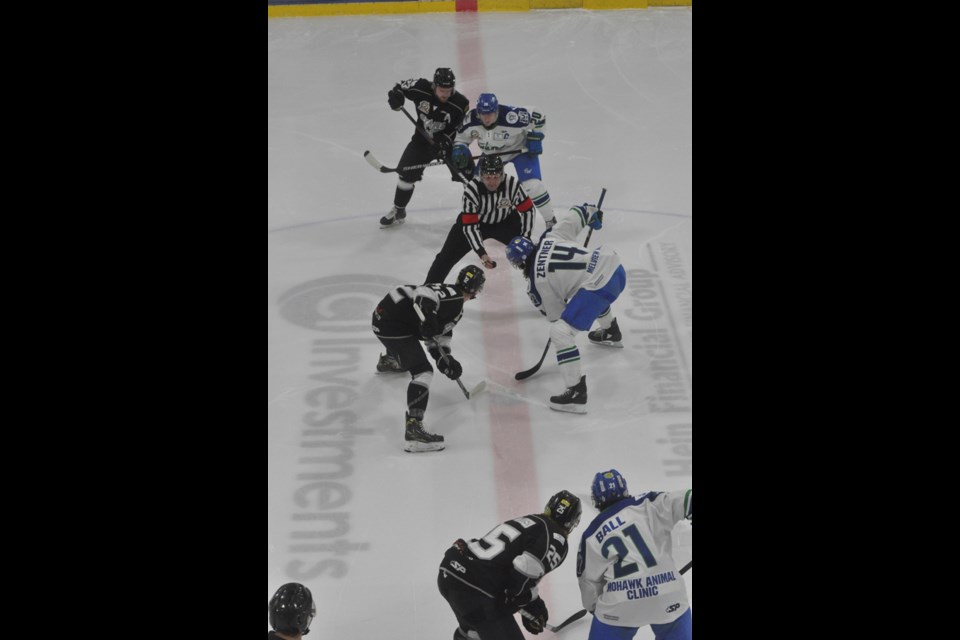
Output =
[{"x1": 269, "y1": 8, "x2": 692, "y2": 638}]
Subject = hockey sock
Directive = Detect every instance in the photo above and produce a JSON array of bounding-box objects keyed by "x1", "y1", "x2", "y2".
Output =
[
  {"x1": 550, "y1": 320, "x2": 583, "y2": 388},
  {"x1": 394, "y1": 180, "x2": 415, "y2": 208},
  {"x1": 406, "y1": 371, "x2": 432, "y2": 419},
  {"x1": 596, "y1": 307, "x2": 614, "y2": 330}
]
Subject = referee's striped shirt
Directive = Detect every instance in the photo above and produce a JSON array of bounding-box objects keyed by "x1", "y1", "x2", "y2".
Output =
[{"x1": 461, "y1": 174, "x2": 535, "y2": 256}]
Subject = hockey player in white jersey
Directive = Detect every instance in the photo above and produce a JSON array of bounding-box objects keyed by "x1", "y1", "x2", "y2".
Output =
[
  {"x1": 451, "y1": 93, "x2": 557, "y2": 229},
  {"x1": 505, "y1": 204, "x2": 626, "y2": 413},
  {"x1": 577, "y1": 469, "x2": 692, "y2": 640}
]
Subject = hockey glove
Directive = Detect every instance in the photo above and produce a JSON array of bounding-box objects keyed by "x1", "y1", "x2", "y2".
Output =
[
  {"x1": 519, "y1": 598, "x2": 548, "y2": 635},
  {"x1": 452, "y1": 144, "x2": 472, "y2": 170},
  {"x1": 437, "y1": 354, "x2": 462, "y2": 380},
  {"x1": 433, "y1": 136, "x2": 452, "y2": 161},
  {"x1": 526, "y1": 130, "x2": 544, "y2": 155},
  {"x1": 584, "y1": 204, "x2": 603, "y2": 230},
  {"x1": 388, "y1": 86, "x2": 404, "y2": 111}
]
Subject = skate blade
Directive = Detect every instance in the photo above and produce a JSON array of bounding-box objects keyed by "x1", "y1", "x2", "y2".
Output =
[
  {"x1": 589, "y1": 339, "x2": 624, "y2": 348},
  {"x1": 549, "y1": 403, "x2": 587, "y2": 414},
  {"x1": 403, "y1": 441, "x2": 445, "y2": 453},
  {"x1": 469, "y1": 380, "x2": 487, "y2": 396}
]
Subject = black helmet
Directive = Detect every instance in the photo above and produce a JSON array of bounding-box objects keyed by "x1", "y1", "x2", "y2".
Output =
[
  {"x1": 544, "y1": 490, "x2": 582, "y2": 534},
  {"x1": 269, "y1": 583, "x2": 316, "y2": 635},
  {"x1": 434, "y1": 68, "x2": 456, "y2": 88},
  {"x1": 455, "y1": 265, "x2": 485, "y2": 296},
  {"x1": 478, "y1": 155, "x2": 504, "y2": 177}
]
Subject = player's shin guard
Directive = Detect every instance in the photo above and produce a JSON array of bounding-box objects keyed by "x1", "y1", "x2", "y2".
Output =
[
  {"x1": 522, "y1": 179, "x2": 556, "y2": 228},
  {"x1": 404, "y1": 372, "x2": 444, "y2": 452},
  {"x1": 548, "y1": 320, "x2": 587, "y2": 413},
  {"x1": 382, "y1": 180, "x2": 414, "y2": 227},
  {"x1": 551, "y1": 320, "x2": 583, "y2": 389},
  {"x1": 405, "y1": 371, "x2": 432, "y2": 420}
]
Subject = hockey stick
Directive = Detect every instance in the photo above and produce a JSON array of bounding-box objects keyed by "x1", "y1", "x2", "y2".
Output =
[
  {"x1": 583, "y1": 187, "x2": 607, "y2": 248},
  {"x1": 400, "y1": 106, "x2": 471, "y2": 184},
  {"x1": 413, "y1": 302, "x2": 474, "y2": 399},
  {"x1": 541, "y1": 560, "x2": 691, "y2": 633},
  {"x1": 515, "y1": 339, "x2": 552, "y2": 381},
  {"x1": 514, "y1": 187, "x2": 607, "y2": 381},
  {"x1": 363, "y1": 148, "x2": 527, "y2": 175}
]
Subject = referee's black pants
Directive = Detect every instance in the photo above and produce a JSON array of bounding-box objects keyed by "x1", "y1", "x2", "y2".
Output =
[{"x1": 424, "y1": 214, "x2": 523, "y2": 284}]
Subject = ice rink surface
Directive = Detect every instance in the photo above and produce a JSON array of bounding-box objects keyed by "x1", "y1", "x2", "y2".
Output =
[{"x1": 269, "y1": 8, "x2": 691, "y2": 638}]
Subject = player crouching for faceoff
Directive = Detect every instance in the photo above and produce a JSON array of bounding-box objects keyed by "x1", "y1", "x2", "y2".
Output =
[
  {"x1": 371, "y1": 266, "x2": 485, "y2": 452},
  {"x1": 577, "y1": 470, "x2": 693, "y2": 640},
  {"x1": 268, "y1": 582, "x2": 315, "y2": 639},
  {"x1": 438, "y1": 490, "x2": 582, "y2": 640},
  {"x1": 505, "y1": 204, "x2": 626, "y2": 413},
  {"x1": 452, "y1": 92, "x2": 557, "y2": 230}
]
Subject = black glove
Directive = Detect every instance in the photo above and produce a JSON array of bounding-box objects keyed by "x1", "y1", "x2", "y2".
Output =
[
  {"x1": 433, "y1": 135, "x2": 452, "y2": 161},
  {"x1": 388, "y1": 86, "x2": 404, "y2": 110},
  {"x1": 437, "y1": 354, "x2": 462, "y2": 380},
  {"x1": 520, "y1": 598, "x2": 548, "y2": 635}
]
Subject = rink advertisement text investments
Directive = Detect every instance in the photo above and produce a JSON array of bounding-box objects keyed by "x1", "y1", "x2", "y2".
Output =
[{"x1": 276, "y1": 274, "x2": 400, "y2": 579}]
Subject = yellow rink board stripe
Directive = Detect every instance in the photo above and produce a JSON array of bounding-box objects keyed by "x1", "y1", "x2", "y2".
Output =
[{"x1": 268, "y1": 1, "x2": 690, "y2": 18}]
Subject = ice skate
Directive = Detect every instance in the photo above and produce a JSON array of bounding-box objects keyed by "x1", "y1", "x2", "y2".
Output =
[{"x1": 549, "y1": 375, "x2": 587, "y2": 414}]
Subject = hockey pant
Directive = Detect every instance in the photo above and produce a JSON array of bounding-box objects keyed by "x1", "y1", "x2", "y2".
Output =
[
  {"x1": 587, "y1": 608, "x2": 691, "y2": 640},
  {"x1": 396, "y1": 136, "x2": 460, "y2": 188},
  {"x1": 438, "y1": 569, "x2": 526, "y2": 640},
  {"x1": 552, "y1": 265, "x2": 627, "y2": 387},
  {"x1": 424, "y1": 213, "x2": 524, "y2": 284}
]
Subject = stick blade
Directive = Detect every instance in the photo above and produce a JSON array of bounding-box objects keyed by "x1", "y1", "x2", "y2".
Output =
[
  {"x1": 515, "y1": 367, "x2": 539, "y2": 381},
  {"x1": 363, "y1": 150, "x2": 384, "y2": 171},
  {"x1": 469, "y1": 380, "x2": 487, "y2": 397},
  {"x1": 548, "y1": 609, "x2": 588, "y2": 633}
]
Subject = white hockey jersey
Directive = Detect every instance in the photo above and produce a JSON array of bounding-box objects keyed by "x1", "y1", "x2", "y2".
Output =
[
  {"x1": 525, "y1": 206, "x2": 623, "y2": 322},
  {"x1": 454, "y1": 104, "x2": 544, "y2": 162},
  {"x1": 576, "y1": 491, "x2": 692, "y2": 627}
]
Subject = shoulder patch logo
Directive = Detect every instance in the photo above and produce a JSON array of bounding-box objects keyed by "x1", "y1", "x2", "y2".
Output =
[{"x1": 506, "y1": 111, "x2": 519, "y2": 124}]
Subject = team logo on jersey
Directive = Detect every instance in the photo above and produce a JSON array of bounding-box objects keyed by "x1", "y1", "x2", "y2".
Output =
[
  {"x1": 506, "y1": 111, "x2": 519, "y2": 124},
  {"x1": 418, "y1": 100, "x2": 432, "y2": 114}
]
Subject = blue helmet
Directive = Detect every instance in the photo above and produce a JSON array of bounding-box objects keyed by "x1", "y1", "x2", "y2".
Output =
[
  {"x1": 505, "y1": 236, "x2": 535, "y2": 269},
  {"x1": 476, "y1": 93, "x2": 499, "y2": 115},
  {"x1": 590, "y1": 469, "x2": 630, "y2": 510}
]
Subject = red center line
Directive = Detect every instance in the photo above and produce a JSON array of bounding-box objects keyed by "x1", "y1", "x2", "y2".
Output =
[{"x1": 455, "y1": 14, "x2": 550, "y2": 629}]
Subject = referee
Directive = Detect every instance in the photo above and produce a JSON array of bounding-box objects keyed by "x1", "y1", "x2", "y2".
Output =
[{"x1": 424, "y1": 155, "x2": 535, "y2": 284}]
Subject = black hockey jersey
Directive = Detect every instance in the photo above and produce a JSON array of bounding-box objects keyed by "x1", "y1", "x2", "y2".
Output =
[
  {"x1": 395, "y1": 78, "x2": 469, "y2": 145},
  {"x1": 439, "y1": 513, "x2": 570, "y2": 602},
  {"x1": 372, "y1": 284, "x2": 464, "y2": 341}
]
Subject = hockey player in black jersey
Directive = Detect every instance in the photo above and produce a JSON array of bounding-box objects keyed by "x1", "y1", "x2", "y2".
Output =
[
  {"x1": 424, "y1": 155, "x2": 536, "y2": 284},
  {"x1": 380, "y1": 67, "x2": 470, "y2": 228},
  {"x1": 438, "y1": 490, "x2": 583, "y2": 639},
  {"x1": 371, "y1": 265, "x2": 485, "y2": 452},
  {"x1": 268, "y1": 582, "x2": 315, "y2": 639}
]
